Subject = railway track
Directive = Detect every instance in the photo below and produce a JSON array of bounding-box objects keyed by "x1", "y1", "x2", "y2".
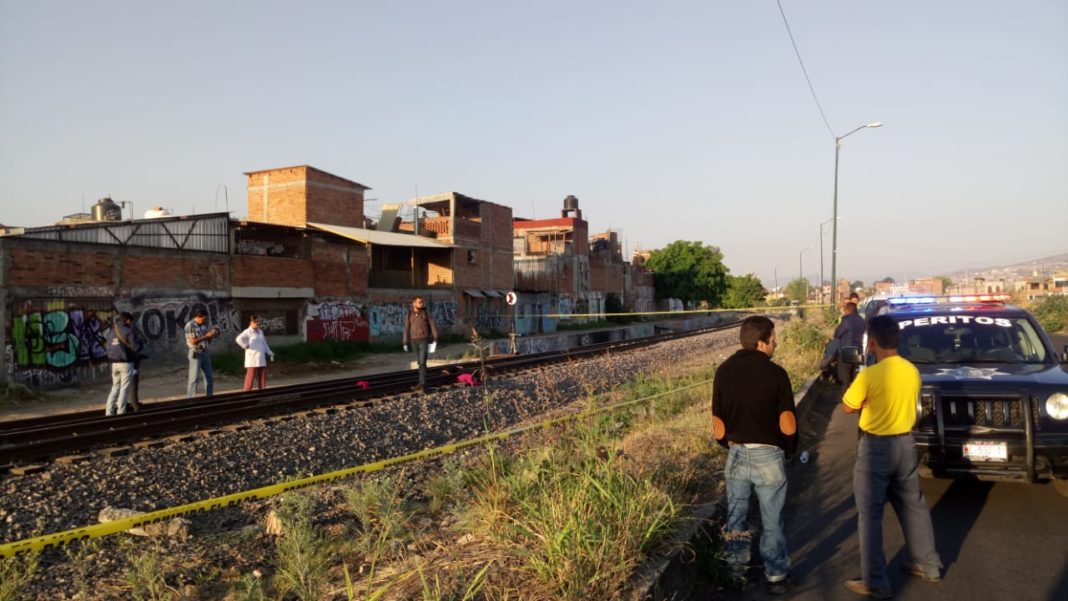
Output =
[{"x1": 0, "y1": 320, "x2": 742, "y2": 468}]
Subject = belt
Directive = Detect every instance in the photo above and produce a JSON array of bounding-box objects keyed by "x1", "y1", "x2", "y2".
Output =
[
  {"x1": 861, "y1": 430, "x2": 912, "y2": 438},
  {"x1": 729, "y1": 442, "x2": 779, "y2": 449}
]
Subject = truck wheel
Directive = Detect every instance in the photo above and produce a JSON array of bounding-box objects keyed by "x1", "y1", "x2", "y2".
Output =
[{"x1": 1055, "y1": 478, "x2": 1068, "y2": 499}]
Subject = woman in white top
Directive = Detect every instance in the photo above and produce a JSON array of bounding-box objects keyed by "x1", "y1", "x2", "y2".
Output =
[{"x1": 235, "y1": 314, "x2": 274, "y2": 390}]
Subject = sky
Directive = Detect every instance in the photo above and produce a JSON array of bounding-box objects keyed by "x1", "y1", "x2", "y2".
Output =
[{"x1": 1, "y1": 0, "x2": 1065, "y2": 287}]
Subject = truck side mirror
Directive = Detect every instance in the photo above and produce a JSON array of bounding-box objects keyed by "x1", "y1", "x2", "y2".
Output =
[{"x1": 1062, "y1": 344, "x2": 1068, "y2": 364}]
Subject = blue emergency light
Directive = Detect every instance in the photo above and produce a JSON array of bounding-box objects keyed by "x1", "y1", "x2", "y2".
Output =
[{"x1": 887, "y1": 294, "x2": 1010, "y2": 306}]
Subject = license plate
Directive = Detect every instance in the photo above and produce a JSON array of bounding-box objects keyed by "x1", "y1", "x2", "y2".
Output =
[{"x1": 962, "y1": 441, "x2": 1008, "y2": 462}]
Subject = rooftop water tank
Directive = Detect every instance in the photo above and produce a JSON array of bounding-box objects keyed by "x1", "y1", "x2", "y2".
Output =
[
  {"x1": 92, "y1": 197, "x2": 122, "y2": 222},
  {"x1": 144, "y1": 207, "x2": 173, "y2": 219}
]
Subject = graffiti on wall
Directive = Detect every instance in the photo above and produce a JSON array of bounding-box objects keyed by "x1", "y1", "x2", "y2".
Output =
[
  {"x1": 368, "y1": 301, "x2": 456, "y2": 337},
  {"x1": 116, "y1": 297, "x2": 237, "y2": 351},
  {"x1": 304, "y1": 300, "x2": 458, "y2": 341},
  {"x1": 305, "y1": 301, "x2": 370, "y2": 342},
  {"x1": 260, "y1": 316, "x2": 287, "y2": 335},
  {"x1": 7, "y1": 295, "x2": 236, "y2": 388},
  {"x1": 474, "y1": 302, "x2": 502, "y2": 333},
  {"x1": 557, "y1": 297, "x2": 573, "y2": 319},
  {"x1": 10, "y1": 306, "x2": 116, "y2": 372}
]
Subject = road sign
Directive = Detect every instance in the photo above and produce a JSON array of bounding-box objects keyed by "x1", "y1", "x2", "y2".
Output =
[{"x1": 506, "y1": 291, "x2": 518, "y2": 306}]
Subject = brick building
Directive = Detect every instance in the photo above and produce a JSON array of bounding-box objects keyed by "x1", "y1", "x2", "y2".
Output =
[
  {"x1": 511, "y1": 195, "x2": 654, "y2": 334},
  {"x1": 0, "y1": 167, "x2": 514, "y2": 388}
]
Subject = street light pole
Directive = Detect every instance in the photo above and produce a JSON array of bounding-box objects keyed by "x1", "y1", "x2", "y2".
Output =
[
  {"x1": 819, "y1": 216, "x2": 838, "y2": 305},
  {"x1": 831, "y1": 122, "x2": 882, "y2": 306}
]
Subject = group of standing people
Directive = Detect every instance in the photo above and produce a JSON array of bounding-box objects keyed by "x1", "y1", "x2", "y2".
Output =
[
  {"x1": 712, "y1": 310, "x2": 941, "y2": 597},
  {"x1": 104, "y1": 310, "x2": 276, "y2": 415},
  {"x1": 104, "y1": 296, "x2": 438, "y2": 413}
]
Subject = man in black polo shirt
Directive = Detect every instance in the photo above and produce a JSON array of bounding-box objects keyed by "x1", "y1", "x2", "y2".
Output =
[{"x1": 712, "y1": 315, "x2": 798, "y2": 594}]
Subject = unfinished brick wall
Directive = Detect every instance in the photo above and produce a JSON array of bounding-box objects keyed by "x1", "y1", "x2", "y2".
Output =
[
  {"x1": 124, "y1": 254, "x2": 229, "y2": 291},
  {"x1": 310, "y1": 239, "x2": 369, "y2": 297},
  {"x1": 9, "y1": 246, "x2": 115, "y2": 288},
  {"x1": 246, "y1": 165, "x2": 367, "y2": 229},
  {"x1": 232, "y1": 255, "x2": 315, "y2": 289}
]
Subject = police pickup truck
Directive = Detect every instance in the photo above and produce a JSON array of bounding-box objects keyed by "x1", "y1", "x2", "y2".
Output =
[{"x1": 880, "y1": 295, "x2": 1068, "y2": 497}]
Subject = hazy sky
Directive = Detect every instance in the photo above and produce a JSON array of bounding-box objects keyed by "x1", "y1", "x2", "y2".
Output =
[{"x1": 1, "y1": 1, "x2": 1065, "y2": 286}]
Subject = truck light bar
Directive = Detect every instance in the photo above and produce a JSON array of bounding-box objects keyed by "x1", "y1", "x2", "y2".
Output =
[{"x1": 887, "y1": 294, "x2": 1011, "y2": 305}]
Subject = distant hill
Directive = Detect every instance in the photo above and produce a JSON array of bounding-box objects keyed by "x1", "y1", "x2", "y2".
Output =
[{"x1": 949, "y1": 251, "x2": 1068, "y2": 280}]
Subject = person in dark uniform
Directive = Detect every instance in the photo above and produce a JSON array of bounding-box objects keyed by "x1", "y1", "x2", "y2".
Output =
[{"x1": 832, "y1": 301, "x2": 866, "y2": 387}]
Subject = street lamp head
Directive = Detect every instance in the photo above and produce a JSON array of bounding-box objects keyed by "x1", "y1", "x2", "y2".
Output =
[{"x1": 866, "y1": 122, "x2": 883, "y2": 128}]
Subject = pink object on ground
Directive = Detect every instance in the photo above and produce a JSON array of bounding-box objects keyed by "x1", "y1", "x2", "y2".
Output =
[
  {"x1": 457, "y1": 373, "x2": 480, "y2": 387},
  {"x1": 355, "y1": 380, "x2": 371, "y2": 389}
]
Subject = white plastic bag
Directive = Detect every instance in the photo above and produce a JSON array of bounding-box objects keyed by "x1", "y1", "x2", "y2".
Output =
[{"x1": 429, "y1": 342, "x2": 437, "y2": 354}]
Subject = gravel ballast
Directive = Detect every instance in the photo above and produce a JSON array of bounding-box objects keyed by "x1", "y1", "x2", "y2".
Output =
[{"x1": 0, "y1": 329, "x2": 740, "y2": 546}]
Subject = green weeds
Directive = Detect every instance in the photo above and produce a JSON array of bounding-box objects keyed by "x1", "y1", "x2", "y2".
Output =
[
  {"x1": 123, "y1": 543, "x2": 176, "y2": 601},
  {"x1": 273, "y1": 493, "x2": 331, "y2": 601},
  {"x1": 0, "y1": 552, "x2": 38, "y2": 601}
]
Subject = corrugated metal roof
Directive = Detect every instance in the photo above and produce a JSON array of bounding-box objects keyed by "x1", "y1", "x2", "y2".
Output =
[
  {"x1": 308, "y1": 222, "x2": 451, "y2": 248},
  {"x1": 11, "y1": 214, "x2": 231, "y2": 253}
]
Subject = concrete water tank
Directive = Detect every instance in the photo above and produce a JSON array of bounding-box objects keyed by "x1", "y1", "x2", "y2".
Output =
[{"x1": 92, "y1": 197, "x2": 122, "y2": 221}]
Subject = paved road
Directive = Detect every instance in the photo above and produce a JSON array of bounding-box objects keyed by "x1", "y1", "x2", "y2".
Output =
[{"x1": 726, "y1": 382, "x2": 1068, "y2": 601}]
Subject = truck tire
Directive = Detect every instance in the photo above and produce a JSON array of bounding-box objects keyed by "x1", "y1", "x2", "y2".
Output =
[{"x1": 1055, "y1": 478, "x2": 1068, "y2": 499}]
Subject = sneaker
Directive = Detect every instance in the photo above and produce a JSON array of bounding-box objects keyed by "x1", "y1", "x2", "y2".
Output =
[
  {"x1": 843, "y1": 579, "x2": 892, "y2": 599},
  {"x1": 903, "y1": 563, "x2": 941, "y2": 582},
  {"x1": 767, "y1": 574, "x2": 796, "y2": 595}
]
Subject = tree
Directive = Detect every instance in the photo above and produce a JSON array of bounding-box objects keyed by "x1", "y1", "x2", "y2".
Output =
[
  {"x1": 1032, "y1": 296, "x2": 1068, "y2": 333},
  {"x1": 935, "y1": 275, "x2": 953, "y2": 291},
  {"x1": 723, "y1": 274, "x2": 767, "y2": 309},
  {"x1": 646, "y1": 241, "x2": 731, "y2": 306},
  {"x1": 878, "y1": 276, "x2": 896, "y2": 284},
  {"x1": 784, "y1": 277, "x2": 810, "y2": 303},
  {"x1": 850, "y1": 280, "x2": 864, "y2": 292}
]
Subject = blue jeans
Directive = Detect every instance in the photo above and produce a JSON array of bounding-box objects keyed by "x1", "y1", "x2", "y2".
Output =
[
  {"x1": 411, "y1": 341, "x2": 429, "y2": 388},
  {"x1": 854, "y1": 433, "x2": 942, "y2": 590},
  {"x1": 724, "y1": 445, "x2": 791, "y2": 580},
  {"x1": 187, "y1": 350, "x2": 214, "y2": 398},
  {"x1": 105, "y1": 362, "x2": 134, "y2": 415}
]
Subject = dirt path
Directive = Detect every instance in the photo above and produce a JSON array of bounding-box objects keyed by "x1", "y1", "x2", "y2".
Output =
[{"x1": 0, "y1": 342, "x2": 479, "y2": 421}]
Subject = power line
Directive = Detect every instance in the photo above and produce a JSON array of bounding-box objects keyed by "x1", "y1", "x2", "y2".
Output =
[{"x1": 776, "y1": 0, "x2": 836, "y2": 139}]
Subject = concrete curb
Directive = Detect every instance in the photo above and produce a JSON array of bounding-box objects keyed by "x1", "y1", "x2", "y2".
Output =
[
  {"x1": 622, "y1": 502, "x2": 721, "y2": 601},
  {"x1": 793, "y1": 374, "x2": 819, "y2": 409}
]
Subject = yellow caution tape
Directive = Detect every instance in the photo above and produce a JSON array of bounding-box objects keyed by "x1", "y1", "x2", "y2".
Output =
[
  {"x1": 474, "y1": 304, "x2": 828, "y2": 320},
  {"x1": 0, "y1": 379, "x2": 712, "y2": 557}
]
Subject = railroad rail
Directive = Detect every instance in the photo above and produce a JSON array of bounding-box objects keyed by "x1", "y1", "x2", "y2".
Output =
[{"x1": 0, "y1": 320, "x2": 742, "y2": 468}]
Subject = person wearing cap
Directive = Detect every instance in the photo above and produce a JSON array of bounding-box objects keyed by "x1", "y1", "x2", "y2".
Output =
[
  {"x1": 184, "y1": 307, "x2": 220, "y2": 397},
  {"x1": 841, "y1": 315, "x2": 941, "y2": 598},
  {"x1": 712, "y1": 315, "x2": 798, "y2": 594}
]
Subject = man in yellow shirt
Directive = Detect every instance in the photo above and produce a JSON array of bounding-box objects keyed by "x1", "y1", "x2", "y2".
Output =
[{"x1": 840, "y1": 315, "x2": 942, "y2": 598}]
